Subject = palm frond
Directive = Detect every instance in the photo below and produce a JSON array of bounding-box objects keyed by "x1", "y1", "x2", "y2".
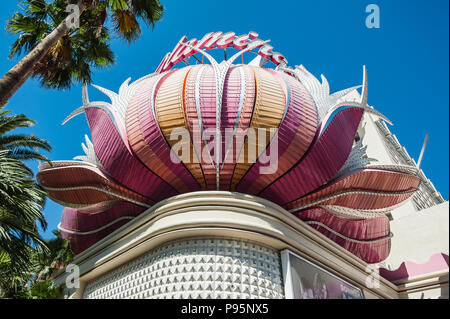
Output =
[
  {"x1": 0, "y1": 109, "x2": 49, "y2": 280},
  {"x1": 0, "y1": 114, "x2": 36, "y2": 135},
  {"x1": 0, "y1": 134, "x2": 51, "y2": 152},
  {"x1": 7, "y1": 12, "x2": 51, "y2": 57},
  {"x1": 131, "y1": 0, "x2": 164, "y2": 28},
  {"x1": 7, "y1": 0, "x2": 163, "y2": 89},
  {"x1": 23, "y1": 0, "x2": 51, "y2": 19},
  {"x1": 6, "y1": 148, "x2": 51, "y2": 162},
  {"x1": 111, "y1": 9, "x2": 141, "y2": 43}
]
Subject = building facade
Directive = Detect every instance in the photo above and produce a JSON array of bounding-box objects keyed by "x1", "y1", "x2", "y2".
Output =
[{"x1": 40, "y1": 31, "x2": 448, "y2": 299}]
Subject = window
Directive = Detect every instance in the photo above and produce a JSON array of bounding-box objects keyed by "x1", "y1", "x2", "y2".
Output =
[{"x1": 281, "y1": 250, "x2": 364, "y2": 299}]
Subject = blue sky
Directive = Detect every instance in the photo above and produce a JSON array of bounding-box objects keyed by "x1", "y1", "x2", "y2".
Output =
[{"x1": 0, "y1": 0, "x2": 448, "y2": 239}]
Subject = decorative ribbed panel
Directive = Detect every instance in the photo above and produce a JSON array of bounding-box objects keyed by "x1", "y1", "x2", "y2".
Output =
[
  {"x1": 295, "y1": 208, "x2": 391, "y2": 263},
  {"x1": 184, "y1": 65, "x2": 216, "y2": 189},
  {"x1": 155, "y1": 67, "x2": 206, "y2": 189},
  {"x1": 285, "y1": 169, "x2": 421, "y2": 211},
  {"x1": 236, "y1": 72, "x2": 317, "y2": 194},
  {"x1": 260, "y1": 107, "x2": 365, "y2": 205},
  {"x1": 37, "y1": 162, "x2": 153, "y2": 210},
  {"x1": 85, "y1": 107, "x2": 177, "y2": 202},
  {"x1": 231, "y1": 67, "x2": 286, "y2": 189},
  {"x1": 60, "y1": 202, "x2": 145, "y2": 254},
  {"x1": 198, "y1": 66, "x2": 218, "y2": 134},
  {"x1": 38, "y1": 62, "x2": 422, "y2": 262},
  {"x1": 126, "y1": 73, "x2": 200, "y2": 193},
  {"x1": 220, "y1": 65, "x2": 256, "y2": 190},
  {"x1": 82, "y1": 239, "x2": 284, "y2": 299},
  {"x1": 299, "y1": 191, "x2": 415, "y2": 211}
]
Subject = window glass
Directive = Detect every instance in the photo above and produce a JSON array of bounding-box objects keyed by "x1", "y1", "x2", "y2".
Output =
[{"x1": 282, "y1": 250, "x2": 364, "y2": 299}]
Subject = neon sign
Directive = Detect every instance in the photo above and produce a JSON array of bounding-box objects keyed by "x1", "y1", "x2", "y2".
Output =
[{"x1": 155, "y1": 31, "x2": 288, "y2": 74}]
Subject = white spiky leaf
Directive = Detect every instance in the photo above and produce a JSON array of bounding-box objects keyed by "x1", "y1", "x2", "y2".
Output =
[{"x1": 73, "y1": 134, "x2": 103, "y2": 168}]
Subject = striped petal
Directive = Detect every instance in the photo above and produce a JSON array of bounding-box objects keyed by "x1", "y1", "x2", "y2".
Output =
[
  {"x1": 37, "y1": 161, "x2": 153, "y2": 210},
  {"x1": 295, "y1": 207, "x2": 391, "y2": 263},
  {"x1": 286, "y1": 168, "x2": 421, "y2": 212},
  {"x1": 85, "y1": 105, "x2": 177, "y2": 201},
  {"x1": 220, "y1": 65, "x2": 256, "y2": 190},
  {"x1": 260, "y1": 107, "x2": 365, "y2": 205},
  {"x1": 60, "y1": 202, "x2": 145, "y2": 254},
  {"x1": 154, "y1": 67, "x2": 206, "y2": 189},
  {"x1": 231, "y1": 66, "x2": 287, "y2": 189},
  {"x1": 236, "y1": 71, "x2": 317, "y2": 194},
  {"x1": 126, "y1": 71, "x2": 201, "y2": 193},
  {"x1": 184, "y1": 65, "x2": 217, "y2": 189}
]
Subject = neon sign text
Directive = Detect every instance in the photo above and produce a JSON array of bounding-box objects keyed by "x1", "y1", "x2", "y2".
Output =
[{"x1": 155, "y1": 31, "x2": 287, "y2": 73}]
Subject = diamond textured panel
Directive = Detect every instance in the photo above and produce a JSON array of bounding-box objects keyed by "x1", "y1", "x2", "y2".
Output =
[{"x1": 83, "y1": 238, "x2": 284, "y2": 299}]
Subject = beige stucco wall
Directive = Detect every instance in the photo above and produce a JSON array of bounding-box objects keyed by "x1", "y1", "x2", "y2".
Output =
[
  {"x1": 383, "y1": 201, "x2": 449, "y2": 270},
  {"x1": 400, "y1": 281, "x2": 449, "y2": 299}
]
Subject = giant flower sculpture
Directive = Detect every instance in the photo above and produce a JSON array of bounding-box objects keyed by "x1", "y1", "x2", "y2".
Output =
[{"x1": 37, "y1": 34, "x2": 420, "y2": 263}]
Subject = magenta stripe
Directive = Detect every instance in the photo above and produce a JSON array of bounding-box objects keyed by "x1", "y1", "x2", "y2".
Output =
[{"x1": 379, "y1": 253, "x2": 449, "y2": 282}]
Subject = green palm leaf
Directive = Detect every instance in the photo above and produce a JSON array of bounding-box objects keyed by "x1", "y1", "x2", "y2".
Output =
[
  {"x1": 6, "y1": 0, "x2": 164, "y2": 90},
  {"x1": 0, "y1": 108, "x2": 50, "y2": 297}
]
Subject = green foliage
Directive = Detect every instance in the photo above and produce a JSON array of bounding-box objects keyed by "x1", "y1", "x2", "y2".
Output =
[
  {"x1": 32, "y1": 230, "x2": 74, "y2": 280},
  {"x1": 29, "y1": 280, "x2": 62, "y2": 299},
  {"x1": 0, "y1": 233, "x2": 71, "y2": 299},
  {"x1": 0, "y1": 105, "x2": 73, "y2": 299},
  {"x1": 0, "y1": 106, "x2": 50, "y2": 274},
  {"x1": 7, "y1": 0, "x2": 164, "y2": 89}
]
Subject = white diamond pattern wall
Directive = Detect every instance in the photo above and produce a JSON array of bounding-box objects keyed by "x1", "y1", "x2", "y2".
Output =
[{"x1": 83, "y1": 238, "x2": 284, "y2": 299}]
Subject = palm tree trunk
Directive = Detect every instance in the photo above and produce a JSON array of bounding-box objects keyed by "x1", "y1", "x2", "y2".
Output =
[{"x1": 0, "y1": 2, "x2": 86, "y2": 106}]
